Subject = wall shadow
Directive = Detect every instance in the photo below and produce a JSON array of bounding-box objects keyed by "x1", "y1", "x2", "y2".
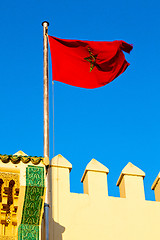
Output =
[
  {"x1": 51, "y1": 219, "x2": 65, "y2": 240},
  {"x1": 41, "y1": 216, "x2": 65, "y2": 240}
]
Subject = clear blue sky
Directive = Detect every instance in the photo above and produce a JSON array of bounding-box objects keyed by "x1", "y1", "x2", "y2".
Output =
[{"x1": 0, "y1": 0, "x2": 160, "y2": 200}]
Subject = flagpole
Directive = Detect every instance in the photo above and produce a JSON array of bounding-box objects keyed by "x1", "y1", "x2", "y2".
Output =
[{"x1": 42, "y1": 21, "x2": 49, "y2": 240}]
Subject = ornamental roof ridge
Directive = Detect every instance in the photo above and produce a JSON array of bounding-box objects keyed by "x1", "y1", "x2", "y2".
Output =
[{"x1": 0, "y1": 153, "x2": 45, "y2": 165}]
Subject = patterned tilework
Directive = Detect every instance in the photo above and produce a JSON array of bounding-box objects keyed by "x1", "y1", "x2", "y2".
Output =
[{"x1": 18, "y1": 166, "x2": 45, "y2": 240}]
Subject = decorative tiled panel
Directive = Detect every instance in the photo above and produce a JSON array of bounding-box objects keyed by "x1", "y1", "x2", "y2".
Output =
[{"x1": 18, "y1": 166, "x2": 45, "y2": 240}]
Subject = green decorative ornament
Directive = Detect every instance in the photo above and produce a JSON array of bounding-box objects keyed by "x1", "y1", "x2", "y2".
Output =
[
  {"x1": 84, "y1": 47, "x2": 98, "y2": 72},
  {"x1": 10, "y1": 155, "x2": 21, "y2": 164},
  {"x1": 31, "y1": 157, "x2": 41, "y2": 165},
  {"x1": 18, "y1": 166, "x2": 45, "y2": 240},
  {"x1": 22, "y1": 156, "x2": 31, "y2": 164},
  {"x1": 1, "y1": 154, "x2": 10, "y2": 163}
]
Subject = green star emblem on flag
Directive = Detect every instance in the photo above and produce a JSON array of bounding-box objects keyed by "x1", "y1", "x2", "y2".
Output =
[{"x1": 84, "y1": 47, "x2": 98, "y2": 72}]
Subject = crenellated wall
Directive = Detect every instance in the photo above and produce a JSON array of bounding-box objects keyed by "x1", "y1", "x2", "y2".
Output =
[{"x1": 49, "y1": 154, "x2": 160, "y2": 240}]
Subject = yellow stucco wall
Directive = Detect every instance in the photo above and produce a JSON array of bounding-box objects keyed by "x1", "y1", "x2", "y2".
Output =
[{"x1": 49, "y1": 154, "x2": 160, "y2": 240}]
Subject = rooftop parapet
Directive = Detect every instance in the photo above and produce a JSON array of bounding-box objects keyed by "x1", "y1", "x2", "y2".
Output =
[
  {"x1": 117, "y1": 162, "x2": 145, "y2": 200},
  {"x1": 49, "y1": 155, "x2": 160, "y2": 240},
  {"x1": 50, "y1": 154, "x2": 72, "y2": 170},
  {"x1": 50, "y1": 154, "x2": 72, "y2": 195},
  {"x1": 81, "y1": 159, "x2": 109, "y2": 197},
  {"x1": 50, "y1": 154, "x2": 72, "y2": 225},
  {"x1": 50, "y1": 154, "x2": 160, "y2": 202}
]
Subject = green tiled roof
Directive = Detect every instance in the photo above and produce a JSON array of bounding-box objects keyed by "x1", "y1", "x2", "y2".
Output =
[{"x1": 0, "y1": 154, "x2": 43, "y2": 165}]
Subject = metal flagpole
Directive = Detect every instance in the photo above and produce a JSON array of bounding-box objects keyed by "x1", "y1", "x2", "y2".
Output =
[{"x1": 42, "y1": 21, "x2": 49, "y2": 240}]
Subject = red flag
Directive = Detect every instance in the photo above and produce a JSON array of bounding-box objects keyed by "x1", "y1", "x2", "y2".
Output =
[{"x1": 48, "y1": 36, "x2": 133, "y2": 89}]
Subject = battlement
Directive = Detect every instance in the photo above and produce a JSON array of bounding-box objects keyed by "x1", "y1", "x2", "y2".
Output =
[
  {"x1": 49, "y1": 154, "x2": 160, "y2": 240},
  {"x1": 50, "y1": 154, "x2": 159, "y2": 200}
]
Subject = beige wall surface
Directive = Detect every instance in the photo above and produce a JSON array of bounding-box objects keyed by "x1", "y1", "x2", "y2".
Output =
[{"x1": 49, "y1": 155, "x2": 160, "y2": 240}]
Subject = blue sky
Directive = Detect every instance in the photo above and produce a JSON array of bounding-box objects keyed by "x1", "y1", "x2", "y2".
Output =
[{"x1": 0, "y1": 0, "x2": 160, "y2": 200}]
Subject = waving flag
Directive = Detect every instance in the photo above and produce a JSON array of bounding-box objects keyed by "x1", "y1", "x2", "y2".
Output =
[{"x1": 48, "y1": 36, "x2": 133, "y2": 89}]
